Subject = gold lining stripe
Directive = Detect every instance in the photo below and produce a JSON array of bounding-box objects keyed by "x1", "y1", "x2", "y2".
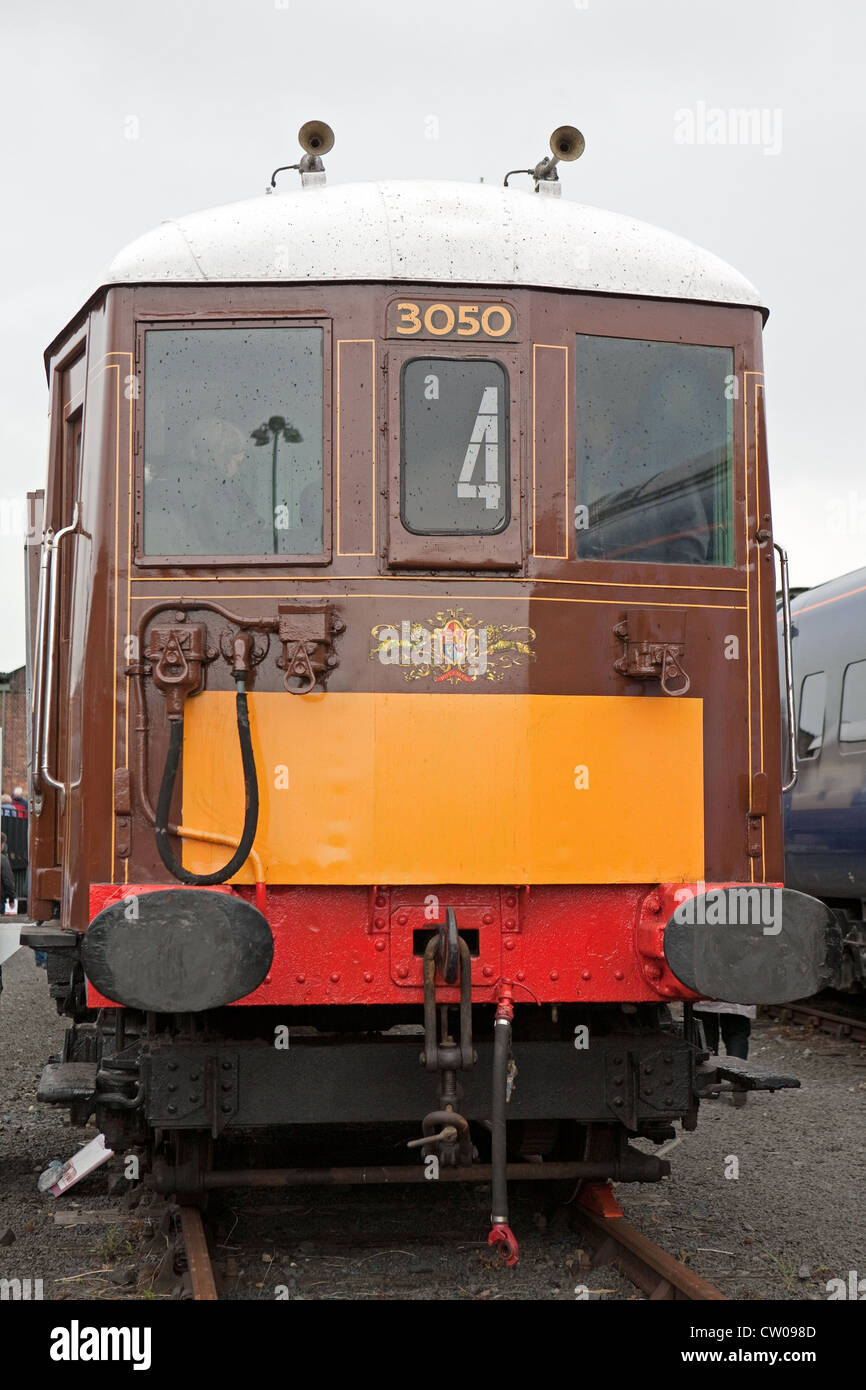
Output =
[
  {"x1": 743, "y1": 369, "x2": 765, "y2": 882},
  {"x1": 131, "y1": 590, "x2": 747, "y2": 611},
  {"x1": 742, "y1": 368, "x2": 752, "y2": 879},
  {"x1": 127, "y1": 573, "x2": 747, "y2": 592},
  {"x1": 87, "y1": 351, "x2": 133, "y2": 883},
  {"x1": 753, "y1": 376, "x2": 766, "y2": 871},
  {"x1": 336, "y1": 338, "x2": 376, "y2": 556},
  {"x1": 532, "y1": 343, "x2": 570, "y2": 559}
]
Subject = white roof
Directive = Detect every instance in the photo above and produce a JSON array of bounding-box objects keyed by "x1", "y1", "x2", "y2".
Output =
[{"x1": 103, "y1": 179, "x2": 762, "y2": 308}]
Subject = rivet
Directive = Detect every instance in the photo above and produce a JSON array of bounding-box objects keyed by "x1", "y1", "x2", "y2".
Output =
[
  {"x1": 483, "y1": 912, "x2": 494, "y2": 925},
  {"x1": 505, "y1": 895, "x2": 516, "y2": 908},
  {"x1": 330, "y1": 972, "x2": 340, "y2": 983},
  {"x1": 549, "y1": 970, "x2": 559, "y2": 981},
  {"x1": 613, "y1": 1097, "x2": 623, "y2": 1107},
  {"x1": 189, "y1": 1094, "x2": 200, "y2": 1105},
  {"x1": 190, "y1": 1072, "x2": 199, "y2": 1082},
  {"x1": 167, "y1": 1105, "x2": 177, "y2": 1115},
  {"x1": 296, "y1": 974, "x2": 305, "y2": 984},
  {"x1": 375, "y1": 938, "x2": 386, "y2": 952},
  {"x1": 363, "y1": 971, "x2": 373, "y2": 983},
  {"x1": 375, "y1": 894, "x2": 387, "y2": 907},
  {"x1": 504, "y1": 919, "x2": 515, "y2": 930},
  {"x1": 483, "y1": 965, "x2": 494, "y2": 978},
  {"x1": 614, "y1": 1077, "x2": 623, "y2": 1087},
  {"x1": 645, "y1": 1085, "x2": 654, "y2": 1096},
  {"x1": 516, "y1": 971, "x2": 525, "y2": 981},
  {"x1": 397, "y1": 912, "x2": 408, "y2": 926},
  {"x1": 614, "y1": 969, "x2": 624, "y2": 981},
  {"x1": 663, "y1": 1055, "x2": 673, "y2": 1067},
  {"x1": 265, "y1": 974, "x2": 272, "y2": 984},
  {"x1": 167, "y1": 1062, "x2": 178, "y2": 1072},
  {"x1": 504, "y1": 938, "x2": 515, "y2": 951},
  {"x1": 221, "y1": 1081, "x2": 232, "y2": 1093},
  {"x1": 644, "y1": 1064, "x2": 654, "y2": 1075},
  {"x1": 222, "y1": 1060, "x2": 232, "y2": 1071},
  {"x1": 221, "y1": 1102, "x2": 233, "y2": 1113},
  {"x1": 374, "y1": 917, "x2": 386, "y2": 929},
  {"x1": 647, "y1": 895, "x2": 661, "y2": 913},
  {"x1": 581, "y1": 969, "x2": 591, "y2": 981},
  {"x1": 168, "y1": 1084, "x2": 177, "y2": 1093},
  {"x1": 397, "y1": 965, "x2": 409, "y2": 979},
  {"x1": 613, "y1": 1056, "x2": 623, "y2": 1065}
]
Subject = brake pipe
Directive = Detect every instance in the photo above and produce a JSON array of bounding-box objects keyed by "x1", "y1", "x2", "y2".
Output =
[{"x1": 488, "y1": 980, "x2": 519, "y2": 1266}]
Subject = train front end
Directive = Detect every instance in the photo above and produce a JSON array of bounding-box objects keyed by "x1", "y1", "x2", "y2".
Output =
[{"x1": 26, "y1": 132, "x2": 840, "y2": 1255}]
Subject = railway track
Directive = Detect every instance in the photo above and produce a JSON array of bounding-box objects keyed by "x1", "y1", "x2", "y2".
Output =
[
  {"x1": 174, "y1": 1182, "x2": 727, "y2": 1302},
  {"x1": 764, "y1": 999, "x2": 866, "y2": 1044},
  {"x1": 178, "y1": 1206, "x2": 219, "y2": 1301},
  {"x1": 573, "y1": 1189, "x2": 727, "y2": 1301}
]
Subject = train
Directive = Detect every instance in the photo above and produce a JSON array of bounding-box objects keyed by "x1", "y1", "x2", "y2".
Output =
[
  {"x1": 20, "y1": 121, "x2": 840, "y2": 1262},
  {"x1": 783, "y1": 567, "x2": 866, "y2": 991}
]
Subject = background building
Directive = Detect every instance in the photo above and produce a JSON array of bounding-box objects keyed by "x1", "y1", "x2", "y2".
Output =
[{"x1": 0, "y1": 665, "x2": 27, "y2": 794}]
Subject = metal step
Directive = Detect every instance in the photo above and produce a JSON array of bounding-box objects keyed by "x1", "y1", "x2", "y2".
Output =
[
  {"x1": 697, "y1": 1054, "x2": 800, "y2": 1094},
  {"x1": 19, "y1": 924, "x2": 78, "y2": 951}
]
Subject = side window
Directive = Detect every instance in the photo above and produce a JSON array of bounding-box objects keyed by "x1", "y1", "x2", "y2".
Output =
[
  {"x1": 840, "y1": 660, "x2": 866, "y2": 744},
  {"x1": 575, "y1": 336, "x2": 734, "y2": 566},
  {"x1": 400, "y1": 358, "x2": 509, "y2": 535},
  {"x1": 797, "y1": 672, "x2": 826, "y2": 760},
  {"x1": 60, "y1": 410, "x2": 83, "y2": 642},
  {"x1": 143, "y1": 326, "x2": 324, "y2": 558}
]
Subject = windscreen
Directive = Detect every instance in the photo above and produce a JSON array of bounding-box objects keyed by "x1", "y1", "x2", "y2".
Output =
[
  {"x1": 143, "y1": 326, "x2": 323, "y2": 557},
  {"x1": 575, "y1": 336, "x2": 734, "y2": 566}
]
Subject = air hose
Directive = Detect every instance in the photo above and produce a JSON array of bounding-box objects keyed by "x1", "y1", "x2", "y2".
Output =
[
  {"x1": 490, "y1": 1012, "x2": 511, "y2": 1227},
  {"x1": 488, "y1": 992, "x2": 519, "y2": 1266},
  {"x1": 154, "y1": 677, "x2": 259, "y2": 885}
]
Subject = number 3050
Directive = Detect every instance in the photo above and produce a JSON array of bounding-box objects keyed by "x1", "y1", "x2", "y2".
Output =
[{"x1": 393, "y1": 301, "x2": 514, "y2": 339}]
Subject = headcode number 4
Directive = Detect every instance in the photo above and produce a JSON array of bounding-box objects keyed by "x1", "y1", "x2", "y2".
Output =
[{"x1": 458, "y1": 386, "x2": 500, "y2": 510}]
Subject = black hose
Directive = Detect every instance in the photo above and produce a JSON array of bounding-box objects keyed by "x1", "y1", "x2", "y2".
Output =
[
  {"x1": 154, "y1": 683, "x2": 259, "y2": 885},
  {"x1": 491, "y1": 1014, "x2": 511, "y2": 1225}
]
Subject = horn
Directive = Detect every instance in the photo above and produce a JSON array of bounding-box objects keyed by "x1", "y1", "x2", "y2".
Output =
[
  {"x1": 549, "y1": 125, "x2": 585, "y2": 162},
  {"x1": 298, "y1": 121, "x2": 335, "y2": 157}
]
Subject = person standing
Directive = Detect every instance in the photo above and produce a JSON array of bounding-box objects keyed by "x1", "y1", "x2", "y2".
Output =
[
  {"x1": 1, "y1": 832, "x2": 15, "y2": 908},
  {"x1": 693, "y1": 1000, "x2": 756, "y2": 1106},
  {"x1": 3, "y1": 789, "x2": 28, "y2": 910}
]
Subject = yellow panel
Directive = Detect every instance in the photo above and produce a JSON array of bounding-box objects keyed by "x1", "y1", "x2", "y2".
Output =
[{"x1": 181, "y1": 692, "x2": 704, "y2": 885}]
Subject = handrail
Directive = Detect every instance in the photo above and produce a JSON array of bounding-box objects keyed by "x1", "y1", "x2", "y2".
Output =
[
  {"x1": 40, "y1": 504, "x2": 79, "y2": 807},
  {"x1": 774, "y1": 541, "x2": 798, "y2": 792},
  {"x1": 30, "y1": 525, "x2": 53, "y2": 810}
]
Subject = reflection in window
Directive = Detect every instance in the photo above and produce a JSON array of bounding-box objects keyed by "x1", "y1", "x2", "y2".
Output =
[
  {"x1": 576, "y1": 337, "x2": 734, "y2": 565},
  {"x1": 797, "y1": 672, "x2": 826, "y2": 760},
  {"x1": 840, "y1": 661, "x2": 866, "y2": 743},
  {"x1": 401, "y1": 359, "x2": 509, "y2": 535},
  {"x1": 144, "y1": 327, "x2": 323, "y2": 556}
]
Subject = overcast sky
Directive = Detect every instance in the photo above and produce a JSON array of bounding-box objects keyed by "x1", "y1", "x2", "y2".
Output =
[{"x1": 0, "y1": 0, "x2": 863, "y2": 670}]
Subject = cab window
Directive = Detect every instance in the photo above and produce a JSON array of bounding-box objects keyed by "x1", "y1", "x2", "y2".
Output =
[
  {"x1": 797, "y1": 672, "x2": 826, "y2": 760},
  {"x1": 575, "y1": 336, "x2": 734, "y2": 565},
  {"x1": 400, "y1": 358, "x2": 509, "y2": 535},
  {"x1": 143, "y1": 326, "x2": 323, "y2": 557},
  {"x1": 840, "y1": 660, "x2": 866, "y2": 744}
]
